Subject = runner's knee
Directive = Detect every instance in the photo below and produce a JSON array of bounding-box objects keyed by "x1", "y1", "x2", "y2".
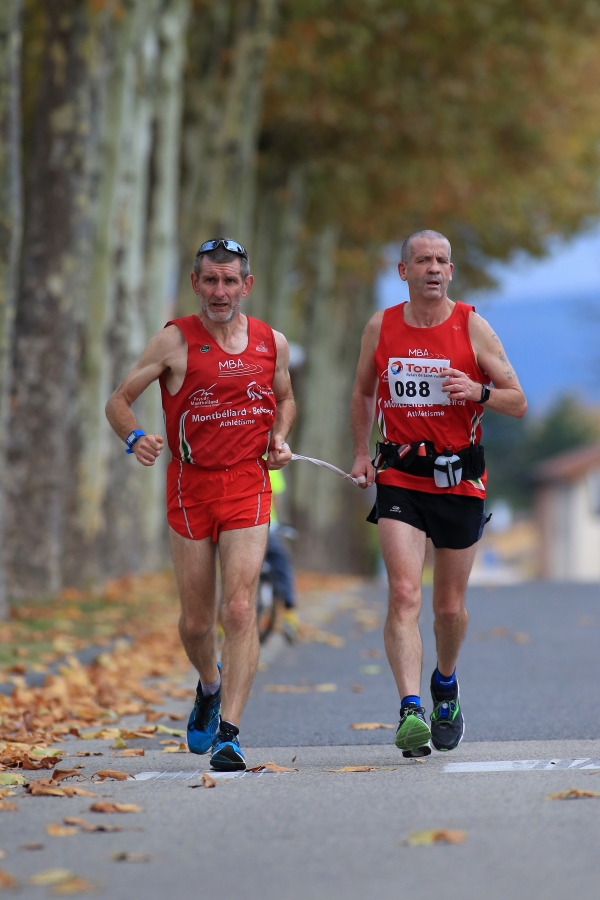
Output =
[
  {"x1": 388, "y1": 578, "x2": 421, "y2": 619},
  {"x1": 220, "y1": 594, "x2": 256, "y2": 633},
  {"x1": 178, "y1": 611, "x2": 214, "y2": 642},
  {"x1": 434, "y1": 604, "x2": 467, "y2": 627}
]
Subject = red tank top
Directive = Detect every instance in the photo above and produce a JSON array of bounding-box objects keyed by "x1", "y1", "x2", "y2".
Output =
[
  {"x1": 160, "y1": 315, "x2": 277, "y2": 470},
  {"x1": 374, "y1": 301, "x2": 488, "y2": 497}
]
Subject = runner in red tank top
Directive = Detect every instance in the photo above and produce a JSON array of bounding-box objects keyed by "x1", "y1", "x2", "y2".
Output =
[
  {"x1": 106, "y1": 239, "x2": 295, "y2": 772},
  {"x1": 350, "y1": 230, "x2": 527, "y2": 758}
]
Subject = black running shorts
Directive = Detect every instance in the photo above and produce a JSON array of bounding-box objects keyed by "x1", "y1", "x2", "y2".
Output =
[{"x1": 367, "y1": 484, "x2": 486, "y2": 550}]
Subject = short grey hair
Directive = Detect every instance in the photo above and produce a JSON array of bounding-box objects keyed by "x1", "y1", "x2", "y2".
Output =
[
  {"x1": 400, "y1": 230, "x2": 451, "y2": 264},
  {"x1": 194, "y1": 245, "x2": 251, "y2": 280}
]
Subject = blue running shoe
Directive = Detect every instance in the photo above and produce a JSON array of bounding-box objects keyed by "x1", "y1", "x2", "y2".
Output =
[
  {"x1": 210, "y1": 719, "x2": 246, "y2": 771},
  {"x1": 186, "y1": 663, "x2": 221, "y2": 755}
]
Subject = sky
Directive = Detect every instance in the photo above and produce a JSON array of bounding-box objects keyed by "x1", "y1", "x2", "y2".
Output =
[{"x1": 376, "y1": 226, "x2": 600, "y2": 412}]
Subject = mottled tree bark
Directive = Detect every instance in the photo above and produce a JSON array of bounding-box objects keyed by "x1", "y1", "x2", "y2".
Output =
[
  {"x1": 5, "y1": 1, "x2": 106, "y2": 598},
  {"x1": 0, "y1": 0, "x2": 23, "y2": 615},
  {"x1": 179, "y1": 0, "x2": 279, "y2": 314}
]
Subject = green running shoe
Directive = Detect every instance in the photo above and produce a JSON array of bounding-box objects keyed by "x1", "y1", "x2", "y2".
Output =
[
  {"x1": 430, "y1": 674, "x2": 464, "y2": 752},
  {"x1": 394, "y1": 704, "x2": 432, "y2": 758}
]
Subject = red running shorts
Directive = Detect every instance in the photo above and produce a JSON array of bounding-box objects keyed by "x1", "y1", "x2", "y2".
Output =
[{"x1": 166, "y1": 457, "x2": 271, "y2": 542}]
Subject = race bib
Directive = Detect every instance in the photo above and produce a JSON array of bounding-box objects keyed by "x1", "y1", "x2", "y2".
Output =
[{"x1": 387, "y1": 358, "x2": 450, "y2": 406}]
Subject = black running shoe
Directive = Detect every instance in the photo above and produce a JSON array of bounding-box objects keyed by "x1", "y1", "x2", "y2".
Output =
[
  {"x1": 430, "y1": 672, "x2": 464, "y2": 752},
  {"x1": 394, "y1": 703, "x2": 432, "y2": 758},
  {"x1": 186, "y1": 663, "x2": 221, "y2": 755}
]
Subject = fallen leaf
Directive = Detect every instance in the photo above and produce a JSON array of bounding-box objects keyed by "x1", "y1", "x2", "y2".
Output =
[
  {"x1": 359, "y1": 665, "x2": 382, "y2": 675},
  {"x1": 247, "y1": 762, "x2": 298, "y2": 773},
  {"x1": 0, "y1": 870, "x2": 17, "y2": 889},
  {"x1": 350, "y1": 684, "x2": 364, "y2": 693},
  {"x1": 159, "y1": 739, "x2": 180, "y2": 745},
  {"x1": 162, "y1": 743, "x2": 188, "y2": 753},
  {"x1": 46, "y1": 824, "x2": 77, "y2": 837},
  {"x1": 111, "y1": 852, "x2": 151, "y2": 862},
  {"x1": 291, "y1": 756, "x2": 297, "y2": 763},
  {"x1": 511, "y1": 632, "x2": 530, "y2": 644},
  {"x1": 110, "y1": 737, "x2": 128, "y2": 750},
  {"x1": 29, "y1": 869, "x2": 75, "y2": 886},
  {"x1": 201, "y1": 773, "x2": 216, "y2": 788},
  {"x1": 0, "y1": 773, "x2": 24, "y2": 786},
  {"x1": 315, "y1": 683, "x2": 337, "y2": 693},
  {"x1": 0, "y1": 790, "x2": 15, "y2": 799},
  {"x1": 74, "y1": 752, "x2": 103, "y2": 758},
  {"x1": 89, "y1": 802, "x2": 142, "y2": 813},
  {"x1": 63, "y1": 817, "x2": 122, "y2": 833},
  {"x1": 50, "y1": 875, "x2": 98, "y2": 894},
  {"x1": 0, "y1": 801, "x2": 17, "y2": 812},
  {"x1": 264, "y1": 684, "x2": 311, "y2": 694},
  {"x1": 26, "y1": 782, "x2": 65, "y2": 797},
  {"x1": 404, "y1": 829, "x2": 467, "y2": 846},
  {"x1": 51, "y1": 769, "x2": 81, "y2": 783},
  {"x1": 60, "y1": 787, "x2": 97, "y2": 798},
  {"x1": 327, "y1": 766, "x2": 375, "y2": 773},
  {"x1": 92, "y1": 770, "x2": 132, "y2": 782},
  {"x1": 113, "y1": 749, "x2": 144, "y2": 758},
  {"x1": 19, "y1": 843, "x2": 44, "y2": 851},
  {"x1": 547, "y1": 788, "x2": 600, "y2": 800},
  {"x1": 155, "y1": 724, "x2": 185, "y2": 737},
  {"x1": 168, "y1": 713, "x2": 184, "y2": 721},
  {"x1": 350, "y1": 723, "x2": 394, "y2": 730}
]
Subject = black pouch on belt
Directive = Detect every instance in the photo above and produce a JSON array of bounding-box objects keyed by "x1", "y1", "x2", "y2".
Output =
[{"x1": 373, "y1": 441, "x2": 485, "y2": 480}]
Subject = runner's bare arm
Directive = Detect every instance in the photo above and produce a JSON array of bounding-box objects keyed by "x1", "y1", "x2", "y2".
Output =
[
  {"x1": 266, "y1": 331, "x2": 296, "y2": 470},
  {"x1": 350, "y1": 312, "x2": 383, "y2": 488},
  {"x1": 440, "y1": 313, "x2": 527, "y2": 418},
  {"x1": 105, "y1": 325, "x2": 184, "y2": 466}
]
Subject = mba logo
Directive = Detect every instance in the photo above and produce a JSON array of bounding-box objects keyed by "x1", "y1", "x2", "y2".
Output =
[
  {"x1": 218, "y1": 359, "x2": 263, "y2": 377},
  {"x1": 408, "y1": 349, "x2": 431, "y2": 357}
]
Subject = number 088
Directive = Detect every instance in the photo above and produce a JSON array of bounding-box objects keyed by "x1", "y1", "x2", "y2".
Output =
[{"x1": 394, "y1": 380, "x2": 430, "y2": 399}]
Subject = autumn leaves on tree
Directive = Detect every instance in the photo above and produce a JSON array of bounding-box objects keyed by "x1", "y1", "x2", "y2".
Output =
[{"x1": 1, "y1": 0, "x2": 600, "y2": 605}]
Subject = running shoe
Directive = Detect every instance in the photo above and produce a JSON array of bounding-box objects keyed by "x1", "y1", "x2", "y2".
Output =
[
  {"x1": 282, "y1": 608, "x2": 299, "y2": 644},
  {"x1": 186, "y1": 662, "x2": 221, "y2": 755},
  {"x1": 210, "y1": 719, "x2": 246, "y2": 771},
  {"x1": 394, "y1": 703, "x2": 432, "y2": 758},
  {"x1": 430, "y1": 672, "x2": 465, "y2": 752}
]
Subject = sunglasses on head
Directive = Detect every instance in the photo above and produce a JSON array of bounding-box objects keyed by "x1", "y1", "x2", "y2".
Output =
[{"x1": 196, "y1": 239, "x2": 248, "y2": 259}]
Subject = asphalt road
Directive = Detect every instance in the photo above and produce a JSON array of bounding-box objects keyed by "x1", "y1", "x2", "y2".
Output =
[{"x1": 3, "y1": 580, "x2": 600, "y2": 900}]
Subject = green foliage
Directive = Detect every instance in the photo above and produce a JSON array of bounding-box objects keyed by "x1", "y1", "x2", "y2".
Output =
[{"x1": 484, "y1": 396, "x2": 600, "y2": 510}]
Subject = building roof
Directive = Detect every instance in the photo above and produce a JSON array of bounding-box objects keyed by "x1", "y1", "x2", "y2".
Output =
[{"x1": 535, "y1": 442, "x2": 600, "y2": 484}]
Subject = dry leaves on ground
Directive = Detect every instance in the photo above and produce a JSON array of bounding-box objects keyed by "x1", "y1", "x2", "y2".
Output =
[
  {"x1": 0, "y1": 869, "x2": 17, "y2": 889},
  {"x1": 92, "y1": 769, "x2": 132, "y2": 782},
  {"x1": 247, "y1": 762, "x2": 298, "y2": 773},
  {"x1": 46, "y1": 824, "x2": 77, "y2": 837},
  {"x1": 51, "y1": 768, "x2": 82, "y2": 783},
  {"x1": 350, "y1": 684, "x2": 364, "y2": 693},
  {"x1": 26, "y1": 780, "x2": 66, "y2": 797},
  {"x1": 350, "y1": 723, "x2": 394, "y2": 731},
  {"x1": 112, "y1": 852, "x2": 151, "y2": 863},
  {"x1": 327, "y1": 766, "x2": 376, "y2": 773},
  {"x1": 404, "y1": 829, "x2": 467, "y2": 846},
  {"x1": 60, "y1": 787, "x2": 97, "y2": 798},
  {"x1": 0, "y1": 801, "x2": 17, "y2": 812},
  {"x1": 188, "y1": 773, "x2": 217, "y2": 789},
  {"x1": 113, "y1": 748, "x2": 144, "y2": 758},
  {"x1": 89, "y1": 802, "x2": 141, "y2": 814},
  {"x1": 162, "y1": 743, "x2": 188, "y2": 753},
  {"x1": 50, "y1": 875, "x2": 98, "y2": 894},
  {"x1": 28, "y1": 869, "x2": 75, "y2": 886},
  {"x1": 547, "y1": 788, "x2": 600, "y2": 800}
]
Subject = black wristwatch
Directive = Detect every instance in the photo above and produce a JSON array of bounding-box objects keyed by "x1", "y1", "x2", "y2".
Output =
[{"x1": 479, "y1": 384, "x2": 491, "y2": 404}]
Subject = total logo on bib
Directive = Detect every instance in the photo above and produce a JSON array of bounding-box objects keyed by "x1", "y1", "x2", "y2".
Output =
[{"x1": 387, "y1": 357, "x2": 450, "y2": 406}]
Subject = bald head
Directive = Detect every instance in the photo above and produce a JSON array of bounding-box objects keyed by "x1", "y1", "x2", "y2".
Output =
[{"x1": 401, "y1": 230, "x2": 451, "y2": 265}]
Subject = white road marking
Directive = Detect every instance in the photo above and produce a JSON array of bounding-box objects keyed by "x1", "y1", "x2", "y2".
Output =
[
  {"x1": 445, "y1": 758, "x2": 599, "y2": 773},
  {"x1": 133, "y1": 770, "x2": 275, "y2": 781}
]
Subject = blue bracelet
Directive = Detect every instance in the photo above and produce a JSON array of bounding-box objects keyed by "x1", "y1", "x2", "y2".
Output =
[{"x1": 125, "y1": 429, "x2": 146, "y2": 454}]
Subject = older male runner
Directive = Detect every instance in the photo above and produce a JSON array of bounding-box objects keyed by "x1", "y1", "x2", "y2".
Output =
[
  {"x1": 106, "y1": 239, "x2": 294, "y2": 771},
  {"x1": 350, "y1": 230, "x2": 526, "y2": 757}
]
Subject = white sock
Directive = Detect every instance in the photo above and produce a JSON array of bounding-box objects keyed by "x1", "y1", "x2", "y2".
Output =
[{"x1": 201, "y1": 673, "x2": 221, "y2": 696}]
